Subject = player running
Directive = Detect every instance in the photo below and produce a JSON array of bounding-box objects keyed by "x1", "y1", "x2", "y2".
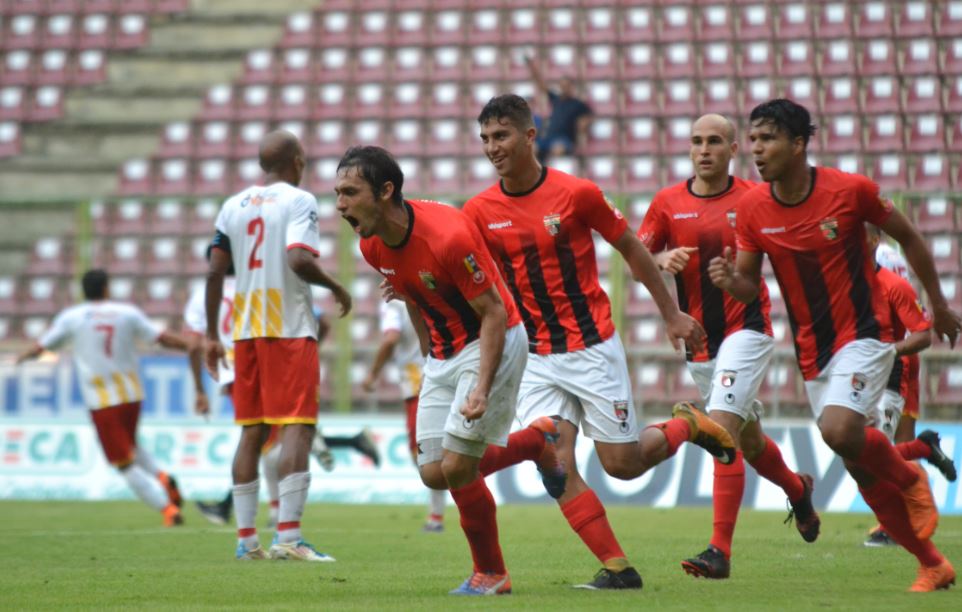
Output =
[
  {"x1": 16, "y1": 269, "x2": 189, "y2": 526},
  {"x1": 640, "y1": 114, "x2": 820, "y2": 579},
  {"x1": 362, "y1": 298, "x2": 447, "y2": 533},
  {"x1": 336, "y1": 145, "x2": 566, "y2": 596},
  {"x1": 204, "y1": 130, "x2": 352, "y2": 561},
  {"x1": 709, "y1": 99, "x2": 958, "y2": 592},
  {"x1": 462, "y1": 94, "x2": 734, "y2": 590}
]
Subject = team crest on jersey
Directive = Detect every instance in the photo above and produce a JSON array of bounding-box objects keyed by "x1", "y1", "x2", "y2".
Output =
[
  {"x1": 820, "y1": 217, "x2": 839, "y2": 240},
  {"x1": 463, "y1": 254, "x2": 486, "y2": 284},
  {"x1": 851, "y1": 373, "x2": 867, "y2": 391},
  {"x1": 419, "y1": 270, "x2": 437, "y2": 290},
  {"x1": 720, "y1": 370, "x2": 737, "y2": 388},
  {"x1": 726, "y1": 210, "x2": 736, "y2": 228},
  {"x1": 543, "y1": 214, "x2": 562, "y2": 236}
]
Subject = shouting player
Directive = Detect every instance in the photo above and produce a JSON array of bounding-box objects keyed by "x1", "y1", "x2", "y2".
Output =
[
  {"x1": 205, "y1": 130, "x2": 352, "y2": 561},
  {"x1": 462, "y1": 94, "x2": 734, "y2": 590},
  {"x1": 16, "y1": 269, "x2": 188, "y2": 526},
  {"x1": 336, "y1": 145, "x2": 566, "y2": 596},
  {"x1": 640, "y1": 114, "x2": 820, "y2": 579},
  {"x1": 709, "y1": 99, "x2": 958, "y2": 592}
]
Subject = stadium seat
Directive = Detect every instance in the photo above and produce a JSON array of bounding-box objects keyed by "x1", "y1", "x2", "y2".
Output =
[
  {"x1": 0, "y1": 276, "x2": 18, "y2": 316},
  {"x1": 393, "y1": 9, "x2": 428, "y2": 47},
  {"x1": 740, "y1": 79, "x2": 774, "y2": 115},
  {"x1": 624, "y1": 155, "x2": 661, "y2": 194},
  {"x1": 114, "y1": 14, "x2": 148, "y2": 49},
  {"x1": 662, "y1": 80, "x2": 697, "y2": 117},
  {"x1": 430, "y1": 9, "x2": 463, "y2": 46},
  {"x1": 658, "y1": 5, "x2": 695, "y2": 43},
  {"x1": 585, "y1": 155, "x2": 620, "y2": 193},
  {"x1": 312, "y1": 83, "x2": 347, "y2": 119},
  {"x1": 622, "y1": 117, "x2": 659, "y2": 155},
  {"x1": 236, "y1": 85, "x2": 271, "y2": 120},
  {"x1": 271, "y1": 84, "x2": 307, "y2": 121},
  {"x1": 584, "y1": 44, "x2": 616, "y2": 80},
  {"x1": 466, "y1": 45, "x2": 500, "y2": 81},
  {"x1": 911, "y1": 153, "x2": 951, "y2": 190},
  {"x1": 937, "y1": 1, "x2": 962, "y2": 36},
  {"x1": 277, "y1": 48, "x2": 312, "y2": 83},
  {"x1": 823, "y1": 114, "x2": 862, "y2": 153},
  {"x1": 854, "y1": 1, "x2": 894, "y2": 38},
  {"x1": 198, "y1": 84, "x2": 233, "y2": 120},
  {"x1": 4, "y1": 14, "x2": 39, "y2": 49},
  {"x1": 355, "y1": 46, "x2": 388, "y2": 82},
  {"x1": 697, "y1": 4, "x2": 734, "y2": 41},
  {"x1": 543, "y1": 44, "x2": 577, "y2": 81},
  {"x1": 862, "y1": 76, "x2": 901, "y2": 114},
  {"x1": 821, "y1": 77, "x2": 858, "y2": 115},
  {"x1": 424, "y1": 118, "x2": 467, "y2": 157},
  {"x1": 895, "y1": 1, "x2": 934, "y2": 38},
  {"x1": 903, "y1": 76, "x2": 942, "y2": 113},
  {"x1": 240, "y1": 49, "x2": 274, "y2": 84},
  {"x1": 870, "y1": 154, "x2": 909, "y2": 190},
  {"x1": 195, "y1": 121, "x2": 231, "y2": 158},
  {"x1": 385, "y1": 119, "x2": 420, "y2": 156},
  {"x1": 583, "y1": 7, "x2": 615, "y2": 43},
  {"x1": 76, "y1": 13, "x2": 110, "y2": 49},
  {"x1": 117, "y1": 159, "x2": 151, "y2": 195},
  {"x1": 2, "y1": 50, "x2": 33, "y2": 85},
  {"x1": 942, "y1": 39, "x2": 962, "y2": 76},
  {"x1": 659, "y1": 43, "x2": 695, "y2": 80},
  {"x1": 625, "y1": 276, "x2": 660, "y2": 316},
  {"x1": 193, "y1": 158, "x2": 228, "y2": 195},
  {"x1": 739, "y1": 41, "x2": 774, "y2": 78},
  {"x1": 25, "y1": 237, "x2": 69, "y2": 276},
  {"x1": 819, "y1": 40, "x2": 857, "y2": 77},
  {"x1": 0, "y1": 86, "x2": 26, "y2": 121},
  {"x1": 316, "y1": 47, "x2": 350, "y2": 82},
  {"x1": 0, "y1": 121, "x2": 21, "y2": 157},
  {"x1": 620, "y1": 5, "x2": 656, "y2": 43},
  {"x1": 145, "y1": 237, "x2": 181, "y2": 275},
  {"x1": 154, "y1": 158, "x2": 191, "y2": 195},
  {"x1": 926, "y1": 233, "x2": 960, "y2": 273},
  {"x1": 905, "y1": 113, "x2": 945, "y2": 153},
  {"x1": 700, "y1": 41, "x2": 735, "y2": 78},
  {"x1": 426, "y1": 81, "x2": 465, "y2": 118},
  {"x1": 317, "y1": 9, "x2": 352, "y2": 47},
  {"x1": 913, "y1": 196, "x2": 956, "y2": 231},
  {"x1": 352, "y1": 119, "x2": 383, "y2": 147},
  {"x1": 666, "y1": 154, "x2": 693, "y2": 185},
  {"x1": 466, "y1": 9, "x2": 500, "y2": 45},
  {"x1": 545, "y1": 7, "x2": 578, "y2": 44},
  {"x1": 278, "y1": 11, "x2": 313, "y2": 48},
  {"x1": 776, "y1": 3, "x2": 813, "y2": 40},
  {"x1": 22, "y1": 276, "x2": 62, "y2": 315},
  {"x1": 700, "y1": 79, "x2": 738, "y2": 116},
  {"x1": 781, "y1": 77, "x2": 819, "y2": 113},
  {"x1": 183, "y1": 236, "x2": 210, "y2": 274},
  {"x1": 863, "y1": 114, "x2": 903, "y2": 153},
  {"x1": 27, "y1": 84, "x2": 63, "y2": 121},
  {"x1": 622, "y1": 43, "x2": 656, "y2": 79},
  {"x1": 185, "y1": 198, "x2": 219, "y2": 237},
  {"x1": 74, "y1": 49, "x2": 105, "y2": 84},
  {"x1": 815, "y1": 2, "x2": 852, "y2": 39},
  {"x1": 233, "y1": 121, "x2": 266, "y2": 158},
  {"x1": 779, "y1": 40, "x2": 814, "y2": 77},
  {"x1": 758, "y1": 358, "x2": 806, "y2": 406},
  {"x1": 737, "y1": 3, "x2": 773, "y2": 40},
  {"x1": 628, "y1": 316, "x2": 666, "y2": 348},
  {"x1": 429, "y1": 45, "x2": 462, "y2": 81},
  {"x1": 858, "y1": 38, "x2": 898, "y2": 76},
  {"x1": 663, "y1": 116, "x2": 693, "y2": 154},
  {"x1": 584, "y1": 117, "x2": 619, "y2": 156},
  {"x1": 929, "y1": 363, "x2": 962, "y2": 406},
  {"x1": 900, "y1": 38, "x2": 939, "y2": 75}
]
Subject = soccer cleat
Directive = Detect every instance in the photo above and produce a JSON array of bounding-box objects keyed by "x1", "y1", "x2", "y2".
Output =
[
  {"x1": 162, "y1": 504, "x2": 184, "y2": 527},
  {"x1": 783, "y1": 473, "x2": 820, "y2": 543},
  {"x1": 917, "y1": 430, "x2": 957, "y2": 482},
  {"x1": 269, "y1": 539, "x2": 336, "y2": 562},
  {"x1": 449, "y1": 572, "x2": 512, "y2": 596},
  {"x1": 235, "y1": 541, "x2": 270, "y2": 560},
  {"x1": 353, "y1": 428, "x2": 381, "y2": 467},
  {"x1": 864, "y1": 527, "x2": 898, "y2": 548},
  {"x1": 157, "y1": 471, "x2": 182, "y2": 508},
  {"x1": 671, "y1": 402, "x2": 737, "y2": 465},
  {"x1": 196, "y1": 499, "x2": 232, "y2": 526},
  {"x1": 909, "y1": 559, "x2": 956, "y2": 592},
  {"x1": 573, "y1": 567, "x2": 643, "y2": 590},
  {"x1": 902, "y1": 462, "x2": 938, "y2": 540},
  {"x1": 422, "y1": 518, "x2": 444, "y2": 533},
  {"x1": 528, "y1": 416, "x2": 567, "y2": 499},
  {"x1": 311, "y1": 431, "x2": 335, "y2": 472},
  {"x1": 681, "y1": 546, "x2": 730, "y2": 579}
]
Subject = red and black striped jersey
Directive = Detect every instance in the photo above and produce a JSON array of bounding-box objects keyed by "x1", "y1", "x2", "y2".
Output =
[
  {"x1": 876, "y1": 265, "x2": 931, "y2": 394},
  {"x1": 736, "y1": 166, "x2": 895, "y2": 380},
  {"x1": 359, "y1": 199, "x2": 520, "y2": 360},
  {"x1": 463, "y1": 167, "x2": 626, "y2": 355},
  {"x1": 639, "y1": 176, "x2": 773, "y2": 362}
]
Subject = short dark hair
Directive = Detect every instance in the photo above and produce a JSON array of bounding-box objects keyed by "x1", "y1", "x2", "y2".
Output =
[
  {"x1": 749, "y1": 99, "x2": 817, "y2": 147},
  {"x1": 477, "y1": 94, "x2": 535, "y2": 130},
  {"x1": 336, "y1": 146, "x2": 404, "y2": 204},
  {"x1": 82, "y1": 269, "x2": 109, "y2": 300}
]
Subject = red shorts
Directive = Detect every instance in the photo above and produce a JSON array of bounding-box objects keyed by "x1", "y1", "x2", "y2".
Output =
[
  {"x1": 233, "y1": 337, "x2": 319, "y2": 425},
  {"x1": 404, "y1": 396, "x2": 419, "y2": 456},
  {"x1": 90, "y1": 402, "x2": 140, "y2": 467}
]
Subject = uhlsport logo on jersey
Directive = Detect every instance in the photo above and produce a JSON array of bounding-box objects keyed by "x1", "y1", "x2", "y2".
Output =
[
  {"x1": 820, "y1": 217, "x2": 839, "y2": 240},
  {"x1": 543, "y1": 213, "x2": 561, "y2": 236},
  {"x1": 418, "y1": 270, "x2": 437, "y2": 290},
  {"x1": 463, "y1": 254, "x2": 486, "y2": 284}
]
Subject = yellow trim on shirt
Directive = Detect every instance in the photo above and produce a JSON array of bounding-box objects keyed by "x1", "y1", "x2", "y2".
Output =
[
  {"x1": 91, "y1": 376, "x2": 110, "y2": 408},
  {"x1": 112, "y1": 372, "x2": 130, "y2": 404}
]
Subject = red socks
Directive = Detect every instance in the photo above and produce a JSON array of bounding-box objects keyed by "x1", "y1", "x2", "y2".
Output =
[
  {"x1": 856, "y1": 427, "x2": 919, "y2": 490},
  {"x1": 478, "y1": 427, "x2": 545, "y2": 476},
  {"x1": 560, "y1": 489, "x2": 626, "y2": 564},
  {"x1": 648, "y1": 418, "x2": 690, "y2": 458},
  {"x1": 896, "y1": 439, "x2": 932, "y2": 462},
  {"x1": 710, "y1": 452, "x2": 745, "y2": 559},
  {"x1": 449, "y1": 477, "x2": 506, "y2": 574},
  {"x1": 860, "y1": 480, "x2": 943, "y2": 567},
  {"x1": 746, "y1": 436, "x2": 805, "y2": 502}
]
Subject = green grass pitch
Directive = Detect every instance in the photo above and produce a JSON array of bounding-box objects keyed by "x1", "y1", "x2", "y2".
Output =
[{"x1": 1, "y1": 501, "x2": 959, "y2": 610}]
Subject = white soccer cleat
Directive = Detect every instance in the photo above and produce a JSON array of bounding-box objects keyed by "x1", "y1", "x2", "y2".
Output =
[
  {"x1": 311, "y1": 429, "x2": 335, "y2": 472},
  {"x1": 269, "y1": 539, "x2": 336, "y2": 562},
  {"x1": 235, "y1": 542, "x2": 269, "y2": 560}
]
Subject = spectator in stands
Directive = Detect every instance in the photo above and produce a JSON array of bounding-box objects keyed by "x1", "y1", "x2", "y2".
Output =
[{"x1": 524, "y1": 54, "x2": 591, "y2": 164}]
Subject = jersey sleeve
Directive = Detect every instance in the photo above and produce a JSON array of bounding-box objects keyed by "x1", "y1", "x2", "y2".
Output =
[
  {"x1": 38, "y1": 310, "x2": 74, "y2": 350},
  {"x1": 379, "y1": 300, "x2": 404, "y2": 334},
  {"x1": 734, "y1": 194, "x2": 761, "y2": 253},
  {"x1": 637, "y1": 194, "x2": 669, "y2": 252},
  {"x1": 286, "y1": 193, "x2": 321, "y2": 255},
  {"x1": 890, "y1": 277, "x2": 933, "y2": 333},
  {"x1": 855, "y1": 175, "x2": 894, "y2": 226},
  {"x1": 182, "y1": 288, "x2": 206, "y2": 334},
  {"x1": 440, "y1": 228, "x2": 497, "y2": 302},
  {"x1": 574, "y1": 182, "x2": 629, "y2": 244},
  {"x1": 130, "y1": 306, "x2": 164, "y2": 344}
]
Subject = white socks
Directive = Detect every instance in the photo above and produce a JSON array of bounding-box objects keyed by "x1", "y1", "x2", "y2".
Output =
[
  {"x1": 122, "y1": 465, "x2": 168, "y2": 511},
  {"x1": 277, "y1": 472, "x2": 311, "y2": 544},
  {"x1": 233, "y1": 479, "x2": 260, "y2": 547},
  {"x1": 134, "y1": 446, "x2": 161, "y2": 477},
  {"x1": 429, "y1": 488, "x2": 446, "y2": 520},
  {"x1": 261, "y1": 444, "x2": 281, "y2": 505}
]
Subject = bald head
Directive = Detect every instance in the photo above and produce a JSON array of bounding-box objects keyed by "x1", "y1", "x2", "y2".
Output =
[
  {"x1": 693, "y1": 114, "x2": 736, "y2": 143},
  {"x1": 259, "y1": 130, "x2": 303, "y2": 173}
]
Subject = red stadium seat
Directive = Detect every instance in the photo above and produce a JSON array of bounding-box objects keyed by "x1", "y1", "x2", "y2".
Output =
[
  {"x1": 193, "y1": 159, "x2": 228, "y2": 195},
  {"x1": 583, "y1": 7, "x2": 615, "y2": 43},
  {"x1": 862, "y1": 76, "x2": 901, "y2": 114},
  {"x1": 425, "y1": 81, "x2": 464, "y2": 118},
  {"x1": 429, "y1": 46, "x2": 463, "y2": 81},
  {"x1": 895, "y1": 1, "x2": 934, "y2": 38},
  {"x1": 623, "y1": 117, "x2": 659, "y2": 155},
  {"x1": 310, "y1": 83, "x2": 347, "y2": 120},
  {"x1": 545, "y1": 7, "x2": 578, "y2": 44},
  {"x1": 198, "y1": 84, "x2": 234, "y2": 120},
  {"x1": 900, "y1": 39, "x2": 939, "y2": 75},
  {"x1": 388, "y1": 82, "x2": 425, "y2": 119},
  {"x1": 776, "y1": 3, "x2": 813, "y2": 39},
  {"x1": 661, "y1": 42, "x2": 696, "y2": 79},
  {"x1": 466, "y1": 45, "x2": 501, "y2": 82},
  {"x1": 624, "y1": 155, "x2": 662, "y2": 194},
  {"x1": 854, "y1": 1, "x2": 894, "y2": 38},
  {"x1": 466, "y1": 9, "x2": 500, "y2": 45},
  {"x1": 741, "y1": 78, "x2": 775, "y2": 115},
  {"x1": 697, "y1": 4, "x2": 734, "y2": 41},
  {"x1": 820, "y1": 77, "x2": 859, "y2": 115},
  {"x1": 632, "y1": 359, "x2": 670, "y2": 406},
  {"x1": 870, "y1": 154, "x2": 909, "y2": 190},
  {"x1": 37, "y1": 49, "x2": 74, "y2": 85},
  {"x1": 700, "y1": 79, "x2": 738, "y2": 116},
  {"x1": 146, "y1": 199, "x2": 186, "y2": 235},
  {"x1": 42, "y1": 14, "x2": 75, "y2": 49},
  {"x1": 620, "y1": 6, "x2": 656, "y2": 43},
  {"x1": 543, "y1": 44, "x2": 578, "y2": 81},
  {"x1": 430, "y1": 9, "x2": 463, "y2": 46},
  {"x1": 736, "y1": 3, "x2": 773, "y2": 40},
  {"x1": 277, "y1": 48, "x2": 312, "y2": 83},
  {"x1": 666, "y1": 154, "x2": 693, "y2": 185},
  {"x1": 937, "y1": 1, "x2": 962, "y2": 36},
  {"x1": 662, "y1": 80, "x2": 697, "y2": 117},
  {"x1": 355, "y1": 45, "x2": 390, "y2": 82},
  {"x1": 926, "y1": 233, "x2": 960, "y2": 273},
  {"x1": 74, "y1": 49, "x2": 106, "y2": 84},
  {"x1": 154, "y1": 158, "x2": 190, "y2": 195},
  {"x1": 114, "y1": 14, "x2": 148, "y2": 49},
  {"x1": 195, "y1": 121, "x2": 231, "y2": 158},
  {"x1": 658, "y1": 5, "x2": 695, "y2": 43},
  {"x1": 386, "y1": 119, "x2": 421, "y2": 156},
  {"x1": 946, "y1": 76, "x2": 962, "y2": 113},
  {"x1": 315, "y1": 47, "x2": 350, "y2": 82},
  {"x1": 585, "y1": 156, "x2": 620, "y2": 193},
  {"x1": 22, "y1": 277, "x2": 62, "y2": 315},
  {"x1": 911, "y1": 153, "x2": 951, "y2": 190},
  {"x1": 781, "y1": 77, "x2": 819, "y2": 112},
  {"x1": 425, "y1": 158, "x2": 462, "y2": 195},
  {"x1": 352, "y1": 119, "x2": 383, "y2": 148},
  {"x1": 584, "y1": 80, "x2": 617, "y2": 116},
  {"x1": 233, "y1": 121, "x2": 266, "y2": 158},
  {"x1": 278, "y1": 12, "x2": 313, "y2": 48},
  {"x1": 2, "y1": 50, "x2": 33, "y2": 85},
  {"x1": 464, "y1": 157, "x2": 497, "y2": 195},
  {"x1": 819, "y1": 40, "x2": 857, "y2": 77},
  {"x1": 305, "y1": 120, "x2": 345, "y2": 157},
  {"x1": 5, "y1": 14, "x2": 40, "y2": 49},
  {"x1": 622, "y1": 43, "x2": 657, "y2": 79},
  {"x1": 116, "y1": 159, "x2": 151, "y2": 195},
  {"x1": 145, "y1": 237, "x2": 181, "y2": 275},
  {"x1": 942, "y1": 39, "x2": 962, "y2": 75},
  {"x1": 905, "y1": 114, "x2": 945, "y2": 153},
  {"x1": 25, "y1": 237, "x2": 69, "y2": 276},
  {"x1": 663, "y1": 116, "x2": 693, "y2": 154},
  {"x1": 584, "y1": 117, "x2": 620, "y2": 156},
  {"x1": 815, "y1": 2, "x2": 852, "y2": 39},
  {"x1": 317, "y1": 10, "x2": 352, "y2": 47},
  {"x1": 76, "y1": 13, "x2": 110, "y2": 49},
  {"x1": 627, "y1": 316, "x2": 666, "y2": 349},
  {"x1": 903, "y1": 76, "x2": 942, "y2": 113},
  {"x1": 240, "y1": 49, "x2": 274, "y2": 84},
  {"x1": 393, "y1": 9, "x2": 428, "y2": 47},
  {"x1": 584, "y1": 44, "x2": 616, "y2": 80},
  {"x1": 929, "y1": 363, "x2": 962, "y2": 407},
  {"x1": 236, "y1": 85, "x2": 271, "y2": 120},
  {"x1": 739, "y1": 41, "x2": 775, "y2": 78},
  {"x1": 858, "y1": 39, "x2": 898, "y2": 76},
  {"x1": 425, "y1": 118, "x2": 467, "y2": 157},
  {"x1": 823, "y1": 114, "x2": 863, "y2": 153},
  {"x1": 0, "y1": 121, "x2": 21, "y2": 157},
  {"x1": 863, "y1": 114, "x2": 903, "y2": 153},
  {"x1": 271, "y1": 84, "x2": 307, "y2": 121},
  {"x1": 913, "y1": 196, "x2": 957, "y2": 231},
  {"x1": 779, "y1": 40, "x2": 814, "y2": 77},
  {"x1": 396, "y1": 156, "x2": 423, "y2": 194}
]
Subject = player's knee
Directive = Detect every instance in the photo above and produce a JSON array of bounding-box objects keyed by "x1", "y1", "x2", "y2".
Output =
[
  {"x1": 419, "y1": 463, "x2": 447, "y2": 490},
  {"x1": 598, "y1": 454, "x2": 641, "y2": 480},
  {"x1": 819, "y1": 423, "x2": 855, "y2": 455}
]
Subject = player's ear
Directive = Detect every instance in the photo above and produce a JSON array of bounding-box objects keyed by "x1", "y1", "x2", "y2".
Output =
[{"x1": 379, "y1": 181, "x2": 395, "y2": 203}]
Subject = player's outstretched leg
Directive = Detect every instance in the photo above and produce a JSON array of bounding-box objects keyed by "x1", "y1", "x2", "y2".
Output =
[
  {"x1": 122, "y1": 463, "x2": 183, "y2": 526},
  {"x1": 196, "y1": 491, "x2": 233, "y2": 526},
  {"x1": 897, "y1": 430, "x2": 957, "y2": 482},
  {"x1": 310, "y1": 428, "x2": 335, "y2": 472},
  {"x1": 477, "y1": 416, "x2": 566, "y2": 498},
  {"x1": 670, "y1": 402, "x2": 737, "y2": 464},
  {"x1": 322, "y1": 428, "x2": 382, "y2": 466}
]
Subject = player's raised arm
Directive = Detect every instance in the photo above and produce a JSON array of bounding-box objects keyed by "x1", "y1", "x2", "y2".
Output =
[
  {"x1": 880, "y1": 207, "x2": 962, "y2": 347},
  {"x1": 709, "y1": 246, "x2": 763, "y2": 305},
  {"x1": 612, "y1": 229, "x2": 706, "y2": 352},
  {"x1": 459, "y1": 285, "x2": 508, "y2": 421}
]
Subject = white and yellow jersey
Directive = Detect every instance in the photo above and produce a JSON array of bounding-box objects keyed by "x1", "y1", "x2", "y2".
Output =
[
  {"x1": 213, "y1": 182, "x2": 321, "y2": 341},
  {"x1": 183, "y1": 277, "x2": 236, "y2": 386},
  {"x1": 379, "y1": 299, "x2": 424, "y2": 399},
  {"x1": 39, "y1": 301, "x2": 162, "y2": 410}
]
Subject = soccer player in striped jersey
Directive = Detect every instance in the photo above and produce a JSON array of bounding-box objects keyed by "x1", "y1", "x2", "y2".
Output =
[
  {"x1": 336, "y1": 145, "x2": 566, "y2": 596},
  {"x1": 205, "y1": 130, "x2": 352, "y2": 562},
  {"x1": 16, "y1": 269, "x2": 189, "y2": 526},
  {"x1": 709, "y1": 99, "x2": 959, "y2": 592},
  {"x1": 641, "y1": 114, "x2": 820, "y2": 579},
  {"x1": 463, "y1": 94, "x2": 734, "y2": 590}
]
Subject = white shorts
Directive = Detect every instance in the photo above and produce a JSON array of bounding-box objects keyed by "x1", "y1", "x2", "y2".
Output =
[
  {"x1": 516, "y1": 332, "x2": 636, "y2": 443},
  {"x1": 686, "y1": 329, "x2": 773, "y2": 423},
  {"x1": 804, "y1": 339, "x2": 896, "y2": 421},
  {"x1": 416, "y1": 324, "x2": 527, "y2": 465},
  {"x1": 870, "y1": 389, "x2": 906, "y2": 441}
]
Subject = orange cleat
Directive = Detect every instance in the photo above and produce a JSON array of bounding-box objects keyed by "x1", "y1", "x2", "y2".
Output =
[
  {"x1": 909, "y1": 559, "x2": 955, "y2": 592},
  {"x1": 671, "y1": 402, "x2": 736, "y2": 465},
  {"x1": 902, "y1": 463, "x2": 938, "y2": 540},
  {"x1": 162, "y1": 504, "x2": 184, "y2": 527},
  {"x1": 158, "y1": 471, "x2": 183, "y2": 508}
]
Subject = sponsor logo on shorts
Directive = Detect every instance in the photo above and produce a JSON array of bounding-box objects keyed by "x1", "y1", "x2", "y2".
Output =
[
  {"x1": 851, "y1": 373, "x2": 867, "y2": 391},
  {"x1": 543, "y1": 214, "x2": 561, "y2": 236},
  {"x1": 720, "y1": 370, "x2": 736, "y2": 388},
  {"x1": 419, "y1": 270, "x2": 437, "y2": 290},
  {"x1": 725, "y1": 393, "x2": 736, "y2": 405},
  {"x1": 850, "y1": 391, "x2": 862, "y2": 403},
  {"x1": 463, "y1": 254, "x2": 486, "y2": 284},
  {"x1": 820, "y1": 217, "x2": 839, "y2": 240},
  {"x1": 462, "y1": 418, "x2": 474, "y2": 429},
  {"x1": 726, "y1": 209, "x2": 736, "y2": 228}
]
